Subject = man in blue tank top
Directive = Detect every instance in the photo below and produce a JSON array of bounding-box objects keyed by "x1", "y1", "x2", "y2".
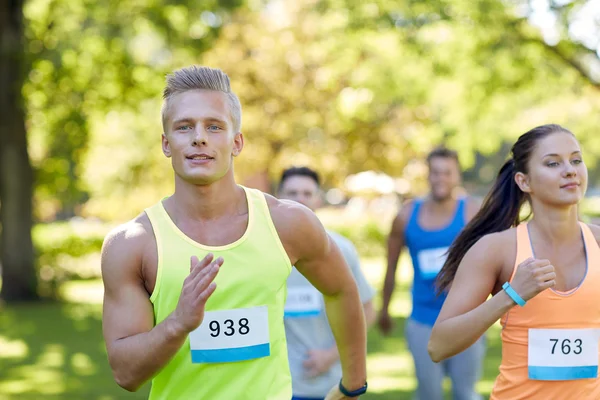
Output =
[{"x1": 378, "y1": 147, "x2": 485, "y2": 400}]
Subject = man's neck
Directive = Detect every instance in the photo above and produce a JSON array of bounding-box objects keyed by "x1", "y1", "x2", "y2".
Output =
[
  {"x1": 168, "y1": 172, "x2": 245, "y2": 221},
  {"x1": 426, "y1": 194, "x2": 457, "y2": 214}
]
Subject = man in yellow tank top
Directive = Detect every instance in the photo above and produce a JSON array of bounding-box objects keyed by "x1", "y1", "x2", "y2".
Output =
[{"x1": 100, "y1": 66, "x2": 368, "y2": 400}]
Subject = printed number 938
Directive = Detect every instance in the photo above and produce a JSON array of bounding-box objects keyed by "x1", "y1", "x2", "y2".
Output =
[{"x1": 209, "y1": 318, "x2": 250, "y2": 338}]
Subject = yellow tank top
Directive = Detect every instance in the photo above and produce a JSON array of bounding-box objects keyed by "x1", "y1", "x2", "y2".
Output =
[
  {"x1": 491, "y1": 222, "x2": 600, "y2": 399},
  {"x1": 145, "y1": 186, "x2": 292, "y2": 400}
]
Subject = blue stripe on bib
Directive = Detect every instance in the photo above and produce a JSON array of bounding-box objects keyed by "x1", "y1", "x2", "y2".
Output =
[
  {"x1": 191, "y1": 343, "x2": 270, "y2": 363},
  {"x1": 529, "y1": 365, "x2": 598, "y2": 380}
]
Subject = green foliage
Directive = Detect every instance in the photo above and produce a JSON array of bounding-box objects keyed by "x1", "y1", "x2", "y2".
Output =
[
  {"x1": 23, "y1": 0, "x2": 600, "y2": 222},
  {"x1": 327, "y1": 218, "x2": 388, "y2": 258},
  {"x1": 581, "y1": 196, "x2": 600, "y2": 219},
  {"x1": 23, "y1": 0, "x2": 245, "y2": 221},
  {"x1": 32, "y1": 221, "x2": 108, "y2": 298},
  {"x1": 0, "y1": 300, "x2": 151, "y2": 399}
]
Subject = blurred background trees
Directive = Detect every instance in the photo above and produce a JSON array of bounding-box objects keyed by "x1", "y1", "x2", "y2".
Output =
[
  {"x1": 3, "y1": 0, "x2": 600, "y2": 301},
  {"x1": 1, "y1": 0, "x2": 244, "y2": 301}
]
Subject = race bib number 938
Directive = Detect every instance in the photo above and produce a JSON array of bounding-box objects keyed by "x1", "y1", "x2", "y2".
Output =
[{"x1": 189, "y1": 305, "x2": 270, "y2": 364}]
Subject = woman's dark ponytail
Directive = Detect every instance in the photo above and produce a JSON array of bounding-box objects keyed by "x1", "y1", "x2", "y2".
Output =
[{"x1": 436, "y1": 159, "x2": 526, "y2": 293}]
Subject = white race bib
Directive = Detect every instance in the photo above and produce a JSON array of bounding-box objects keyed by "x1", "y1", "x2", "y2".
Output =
[
  {"x1": 284, "y1": 287, "x2": 322, "y2": 318},
  {"x1": 189, "y1": 305, "x2": 270, "y2": 363},
  {"x1": 417, "y1": 247, "x2": 449, "y2": 279},
  {"x1": 528, "y1": 328, "x2": 600, "y2": 380}
]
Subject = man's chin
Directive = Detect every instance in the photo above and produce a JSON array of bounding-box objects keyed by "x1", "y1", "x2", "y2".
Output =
[
  {"x1": 431, "y1": 192, "x2": 452, "y2": 202},
  {"x1": 177, "y1": 172, "x2": 221, "y2": 186}
]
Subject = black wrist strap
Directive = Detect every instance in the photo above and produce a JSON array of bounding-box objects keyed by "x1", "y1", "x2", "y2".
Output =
[{"x1": 338, "y1": 379, "x2": 368, "y2": 397}]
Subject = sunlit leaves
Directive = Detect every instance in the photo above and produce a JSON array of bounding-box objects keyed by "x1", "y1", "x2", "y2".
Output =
[
  {"x1": 22, "y1": 0, "x2": 243, "y2": 220},
  {"x1": 23, "y1": 0, "x2": 600, "y2": 220}
]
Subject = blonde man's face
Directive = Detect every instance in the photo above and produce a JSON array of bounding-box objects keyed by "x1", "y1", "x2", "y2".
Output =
[{"x1": 161, "y1": 89, "x2": 243, "y2": 185}]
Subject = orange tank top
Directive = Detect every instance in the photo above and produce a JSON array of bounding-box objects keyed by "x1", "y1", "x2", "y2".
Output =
[{"x1": 491, "y1": 222, "x2": 600, "y2": 400}]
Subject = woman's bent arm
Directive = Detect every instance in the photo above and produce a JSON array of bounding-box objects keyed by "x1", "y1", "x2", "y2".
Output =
[{"x1": 428, "y1": 234, "x2": 512, "y2": 362}]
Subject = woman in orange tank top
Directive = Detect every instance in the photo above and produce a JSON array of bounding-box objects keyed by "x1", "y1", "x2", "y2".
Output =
[{"x1": 428, "y1": 124, "x2": 600, "y2": 399}]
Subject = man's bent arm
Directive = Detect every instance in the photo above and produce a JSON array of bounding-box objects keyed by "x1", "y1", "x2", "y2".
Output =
[
  {"x1": 322, "y1": 271, "x2": 366, "y2": 391},
  {"x1": 382, "y1": 210, "x2": 407, "y2": 314},
  {"x1": 101, "y1": 222, "x2": 188, "y2": 391},
  {"x1": 320, "y1": 300, "x2": 375, "y2": 365},
  {"x1": 292, "y1": 217, "x2": 367, "y2": 390}
]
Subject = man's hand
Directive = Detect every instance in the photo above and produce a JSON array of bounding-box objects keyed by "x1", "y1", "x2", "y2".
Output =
[
  {"x1": 303, "y1": 348, "x2": 338, "y2": 378},
  {"x1": 324, "y1": 384, "x2": 360, "y2": 400},
  {"x1": 377, "y1": 310, "x2": 393, "y2": 336},
  {"x1": 169, "y1": 254, "x2": 223, "y2": 334}
]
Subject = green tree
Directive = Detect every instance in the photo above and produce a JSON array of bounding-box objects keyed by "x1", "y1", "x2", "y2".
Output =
[
  {"x1": 1, "y1": 0, "x2": 37, "y2": 301},
  {"x1": 1, "y1": 0, "x2": 244, "y2": 302},
  {"x1": 80, "y1": 0, "x2": 600, "y2": 221},
  {"x1": 207, "y1": 0, "x2": 600, "y2": 187}
]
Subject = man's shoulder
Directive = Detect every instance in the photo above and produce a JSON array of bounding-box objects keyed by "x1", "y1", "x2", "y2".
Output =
[
  {"x1": 391, "y1": 198, "x2": 418, "y2": 230},
  {"x1": 263, "y1": 193, "x2": 328, "y2": 264},
  {"x1": 462, "y1": 194, "x2": 482, "y2": 207},
  {"x1": 462, "y1": 195, "x2": 482, "y2": 220},
  {"x1": 102, "y1": 212, "x2": 154, "y2": 260},
  {"x1": 263, "y1": 194, "x2": 345, "y2": 244},
  {"x1": 101, "y1": 212, "x2": 158, "y2": 294},
  {"x1": 263, "y1": 192, "x2": 316, "y2": 225},
  {"x1": 400, "y1": 198, "x2": 419, "y2": 218}
]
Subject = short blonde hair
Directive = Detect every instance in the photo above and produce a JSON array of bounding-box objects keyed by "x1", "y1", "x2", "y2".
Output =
[{"x1": 161, "y1": 65, "x2": 242, "y2": 133}]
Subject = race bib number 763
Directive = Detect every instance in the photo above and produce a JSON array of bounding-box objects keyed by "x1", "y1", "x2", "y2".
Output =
[{"x1": 528, "y1": 328, "x2": 600, "y2": 381}]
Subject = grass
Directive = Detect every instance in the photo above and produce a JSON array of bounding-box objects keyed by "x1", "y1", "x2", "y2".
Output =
[{"x1": 0, "y1": 257, "x2": 502, "y2": 400}]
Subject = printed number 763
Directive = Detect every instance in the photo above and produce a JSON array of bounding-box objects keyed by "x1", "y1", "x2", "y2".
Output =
[{"x1": 550, "y1": 338, "x2": 582, "y2": 355}]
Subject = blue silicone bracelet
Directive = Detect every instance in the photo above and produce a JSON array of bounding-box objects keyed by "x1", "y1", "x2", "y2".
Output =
[{"x1": 503, "y1": 282, "x2": 526, "y2": 307}]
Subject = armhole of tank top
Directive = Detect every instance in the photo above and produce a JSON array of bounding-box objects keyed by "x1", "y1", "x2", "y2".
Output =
[
  {"x1": 580, "y1": 222, "x2": 597, "y2": 250},
  {"x1": 459, "y1": 197, "x2": 467, "y2": 224},
  {"x1": 406, "y1": 199, "x2": 421, "y2": 230},
  {"x1": 581, "y1": 223, "x2": 598, "y2": 276},
  {"x1": 145, "y1": 206, "x2": 164, "y2": 305},
  {"x1": 255, "y1": 191, "x2": 292, "y2": 274},
  {"x1": 508, "y1": 223, "x2": 529, "y2": 283},
  {"x1": 501, "y1": 225, "x2": 524, "y2": 329}
]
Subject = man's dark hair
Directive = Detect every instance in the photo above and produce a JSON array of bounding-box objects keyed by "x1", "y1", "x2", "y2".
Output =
[
  {"x1": 426, "y1": 146, "x2": 460, "y2": 167},
  {"x1": 279, "y1": 166, "x2": 320, "y2": 190}
]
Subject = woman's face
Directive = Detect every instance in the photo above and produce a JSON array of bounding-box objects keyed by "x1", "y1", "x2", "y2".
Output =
[{"x1": 517, "y1": 131, "x2": 587, "y2": 207}]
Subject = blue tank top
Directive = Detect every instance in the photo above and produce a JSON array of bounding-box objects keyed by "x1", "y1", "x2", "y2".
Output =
[{"x1": 404, "y1": 198, "x2": 467, "y2": 326}]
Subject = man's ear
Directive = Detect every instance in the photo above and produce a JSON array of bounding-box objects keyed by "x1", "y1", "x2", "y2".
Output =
[
  {"x1": 162, "y1": 133, "x2": 172, "y2": 158},
  {"x1": 232, "y1": 132, "x2": 244, "y2": 157}
]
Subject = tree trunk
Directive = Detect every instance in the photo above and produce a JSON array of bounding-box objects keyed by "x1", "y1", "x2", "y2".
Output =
[{"x1": 0, "y1": 0, "x2": 38, "y2": 302}]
